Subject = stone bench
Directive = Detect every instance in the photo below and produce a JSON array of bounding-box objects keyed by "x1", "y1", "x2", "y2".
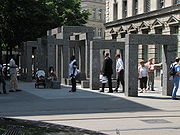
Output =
[{"x1": 51, "y1": 81, "x2": 61, "y2": 89}]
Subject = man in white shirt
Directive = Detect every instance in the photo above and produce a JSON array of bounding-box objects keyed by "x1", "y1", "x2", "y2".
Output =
[
  {"x1": 114, "y1": 54, "x2": 124, "y2": 92},
  {"x1": 9, "y1": 57, "x2": 18, "y2": 92}
]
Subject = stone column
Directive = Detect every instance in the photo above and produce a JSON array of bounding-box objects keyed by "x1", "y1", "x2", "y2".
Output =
[
  {"x1": 47, "y1": 36, "x2": 56, "y2": 72},
  {"x1": 26, "y1": 45, "x2": 32, "y2": 81},
  {"x1": 148, "y1": 29, "x2": 156, "y2": 59},
  {"x1": 110, "y1": 48, "x2": 116, "y2": 79},
  {"x1": 162, "y1": 44, "x2": 177, "y2": 96},
  {"x1": 86, "y1": 32, "x2": 94, "y2": 78},
  {"x1": 61, "y1": 45, "x2": 69, "y2": 82},
  {"x1": 125, "y1": 42, "x2": 138, "y2": 97},
  {"x1": 90, "y1": 41, "x2": 100, "y2": 90},
  {"x1": 75, "y1": 45, "x2": 79, "y2": 66},
  {"x1": 79, "y1": 43, "x2": 86, "y2": 79},
  {"x1": 55, "y1": 45, "x2": 61, "y2": 80}
]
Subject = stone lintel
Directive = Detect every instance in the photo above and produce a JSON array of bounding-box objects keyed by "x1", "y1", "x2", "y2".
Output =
[
  {"x1": 126, "y1": 34, "x2": 178, "y2": 45},
  {"x1": 90, "y1": 40, "x2": 125, "y2": 50},
  {"x1": 26, "y1": 41, "x2": 38, "y2": 47}
]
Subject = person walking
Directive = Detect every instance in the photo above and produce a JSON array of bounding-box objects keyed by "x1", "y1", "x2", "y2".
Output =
[
  {"x1": 114, "y1": 54, "x2": 124, "y2": 92},
  {"x1": 9, "y1": 57, "x2": 19, "y2": 92},
  {"x1": 145, "y1": 58, "x2": 155, "y2": 91},
  {"x1": 69, "y1": 56, "x2": 78, "y2": 92},
  {"x1": 0, "y1": 63, "x2": 7, "y2": 94},
  {"x1": 100, "y1": 52, "x2": 113, "y2": 93},
  {"x1": 170, "y1": 57, "x2": 180, "y2": 100},
  {"x1": 138, "y1": 60, "x2": 148, "y2": 93}
]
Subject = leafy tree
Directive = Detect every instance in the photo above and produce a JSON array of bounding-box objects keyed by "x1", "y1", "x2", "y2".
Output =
[{"x1": 0, "y1": 0, "x2": 90, "y2": 61}]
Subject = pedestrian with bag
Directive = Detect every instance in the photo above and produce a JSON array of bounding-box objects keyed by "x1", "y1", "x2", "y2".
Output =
[
  {"x1": 0, "y1": 62, "x2": 7, "y2": 94},
  {"x1": 170, "y1": 57, "x2": 180, "y2": 100},
  {"x1": 99, "y1": 52, "x2": 113, "y2": 93},
  {"x1": 138, "y1": 60, "x2": 148, "y2": 93},
  {"x1": 114, "y1": 54, "x2": 124, "y2": 93},
  {"x1": 69, "y1": 55, "x2": 78, "y2": 92}
]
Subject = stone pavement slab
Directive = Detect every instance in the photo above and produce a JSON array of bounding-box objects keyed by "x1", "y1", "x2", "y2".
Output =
[{"x1": 0, "y1": 80, "x2": 180, "y2": 135}]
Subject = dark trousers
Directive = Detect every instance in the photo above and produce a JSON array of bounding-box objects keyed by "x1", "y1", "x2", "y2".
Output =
[
  {"x1": 0, "y1": 77, "x2": 6, "y2": 93},
  {"x1": 71, "y1": 77, "x2": 76, "y2": 92},
  {"x1": 139, "y1": 77, "x2": 147, "y2": 89},
  {"x1": 116, "y1": 69, "x2": 125, "y2": 92},
  {"x1": 102, "y1": 75, "x2": 113, "y2": 92}
]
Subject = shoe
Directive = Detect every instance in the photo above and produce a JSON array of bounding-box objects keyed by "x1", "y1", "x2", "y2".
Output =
[
  {"x1": 0, "y1": 92, "x2": 1, "y2": 94},
  {"x1": 69, "y1": 90, "x2": 76, "y2": 92},
  {"x1": 139, "y1": 89, "x2": 143, "y2": 93},
  {"x1": 16, "y1": 89, "x2": 22, "y2": 92},
  {"x1": 9, "y1": 90, "x2": 15, "y2": 92},
  {"x1": 151, "y1": 90, "x2": 155, "y2": 91},
  {"x1": 99, "y1": 90, "x2": 104, "y2": 92},
  {"x1": 113, "y1": 89, "x2": 118, "y2": 92},
  {"x1": 107, "y1": 91, "x2": 113, "y2": 93},
  {"x1": 172, "y1": 98, "x2": 179, "y2": 100}
]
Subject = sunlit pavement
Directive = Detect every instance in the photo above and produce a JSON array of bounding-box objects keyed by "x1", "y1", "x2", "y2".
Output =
[{"x1": 0, "y1": 79, "x2": 180, "y2": 135}]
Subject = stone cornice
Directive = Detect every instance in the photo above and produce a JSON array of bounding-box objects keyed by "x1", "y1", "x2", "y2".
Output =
[{"x1": 105, "y1": 4, "x2": 180, "y2": 28}]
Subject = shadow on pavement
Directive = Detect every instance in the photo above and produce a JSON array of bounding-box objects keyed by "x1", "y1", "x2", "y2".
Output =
[{"x1": 0, "y1": 82, "x2": 160, "y2": 117}]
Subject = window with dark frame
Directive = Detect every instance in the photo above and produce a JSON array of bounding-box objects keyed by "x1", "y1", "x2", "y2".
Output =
[
  {"x1": 173, "y1": 0, "x2": 180, "y2": 5},
  {"x1": 157, "y1": 0, "x2": 164, "y2": 9},
  {"x1": 133, "y1": 0, "x2": 138, "y2": 15},
  {"x1": 113, "y1": 2, "x2": 118, "y2": 21},
  {"x1": 144, "y1": 0, "x2": 150, "y2": 12},
  {"x1": 122, "y1": 0, "x2": 127, "y2": 18}
]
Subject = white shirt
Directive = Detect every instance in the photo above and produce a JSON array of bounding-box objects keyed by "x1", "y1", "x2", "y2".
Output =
[
  {"x1": 116, "y1": 58, "x2": 124, "y2": 72},
  {"x1": 9, "y1": 58, "x2": 17, "y2": 74},
  {"x1": 69, "y1": 60, "x2": 78, "y2": 76},
  {"x1": 36, "y1": 70, "x2": 45, "y2": 77},
  {"x1": 138, "y1": 66, "x2": 148, "y2": 78}
]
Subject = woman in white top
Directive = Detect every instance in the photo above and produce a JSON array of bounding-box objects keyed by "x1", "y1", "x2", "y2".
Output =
[{"x1": 138, "y1": 60, "x2": 149, "y2": 93}]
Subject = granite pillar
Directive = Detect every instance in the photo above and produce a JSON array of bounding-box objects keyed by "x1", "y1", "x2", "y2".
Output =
[
  {"x1": 90, "y1": 42, "x2": 100, "y2": 90},
  {"x1": 162, "y1": 44, "x2": 177, "y2": 96},
  {"x1": 124, "y1": 43, "x2": 138, "y2": 97}
]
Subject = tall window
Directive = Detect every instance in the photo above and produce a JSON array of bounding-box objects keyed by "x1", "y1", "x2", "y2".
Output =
[
  {"x1": 122, "y1": 0, "x2": 127, "y2": 18},
  {"x1": 92, "y1": 9, "x2": 96, "y2": 19},
  {"x1": 113, "y1": 2, "x2": 118, "y2": 20},
  {"x1": 133, "y1": 0, "x2": 138, "y2": 15},
  {"x1": 98, "y1": 28, "x2": 103, "y2": 37},
  {"x1": 157, "y1": 0, "x2": 164, "y2": 9},
  {"x1": 144, "y1": 0, "x2": 150, "y2": 12},
  {"x1": 98, "y1": 9, "x2": 102, "y2": 21},
  {"x1": 173, "y1": 0, "x2": 180, "y2": 5}
]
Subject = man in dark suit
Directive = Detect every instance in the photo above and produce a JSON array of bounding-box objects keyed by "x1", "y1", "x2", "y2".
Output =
[{"x1": 100, "y1": 52, "x2": 113, "y2": 93}]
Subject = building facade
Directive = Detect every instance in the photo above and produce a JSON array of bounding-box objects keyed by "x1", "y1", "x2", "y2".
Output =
[
  {"x1": 81, "y1": 0, "x2": 106, "y2": 38},
  {"x1": 105, "y1": 0, "x2": 180, "y2": 63}
]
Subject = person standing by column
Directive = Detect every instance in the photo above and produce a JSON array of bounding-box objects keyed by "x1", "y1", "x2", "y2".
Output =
[
  {"x1": 69, "y1": 55, "x2": 78, "y2": 92},
  {"x1": 114, "y1": 54, "x2": 124, "y2": 92},
  {"x1": 0, "y1": 63, "x2": 7, "y2": 94},
  {"x1": 145, "y1": 58, "x2": 155, "y2": 91},
  {"x1": 170, "y1": 57, "x2": 180, "y2": 100},
  {"x1": 9, "y1": 57, "x2": 18, "y2": 92},
  {"x1": 138, "y1": 60, "x2": 148, "y2": 93},
  {"x1": 100, "y1": 52, "x2": 113, "y2": 93}
]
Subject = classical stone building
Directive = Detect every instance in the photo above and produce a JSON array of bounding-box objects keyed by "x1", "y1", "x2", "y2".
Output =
[
  {"x1": 81, "y1": 0, "x2": 106, "y2": 38},
  {"x1": 105, "y1": 0, "x2": 180, "y2": 64}
]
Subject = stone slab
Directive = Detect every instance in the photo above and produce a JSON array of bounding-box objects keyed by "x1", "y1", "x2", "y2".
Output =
[{"x1": 52, "y1": 81, "x2": 61, "y2": 89}]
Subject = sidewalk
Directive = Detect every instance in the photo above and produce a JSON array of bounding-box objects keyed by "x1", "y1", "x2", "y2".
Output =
[{"x1": 0, "y1": 80, "x2": 179, "y2": 135}]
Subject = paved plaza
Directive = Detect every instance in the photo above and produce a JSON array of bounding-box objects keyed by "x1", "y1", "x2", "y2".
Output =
[{"x1": 0, "y1": 80, "x2": 180, "y2": 135}]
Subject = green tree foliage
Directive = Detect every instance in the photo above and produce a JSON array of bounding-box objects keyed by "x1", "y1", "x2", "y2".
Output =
[{"x1": 0, "y1": 0, "x2": 90, "y2": 50}]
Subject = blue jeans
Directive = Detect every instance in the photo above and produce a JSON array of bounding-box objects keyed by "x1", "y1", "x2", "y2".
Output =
[{"x1": 172, "y1": 76, "x2": 180, "y2": 99}]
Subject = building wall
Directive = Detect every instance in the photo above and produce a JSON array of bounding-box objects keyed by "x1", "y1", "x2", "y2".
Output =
[
  {"x1": 105, "y1": 0, "x2": 180, "y2": 62},
  {"x1": 81, "y1": 0, "x2": 106, "y2": 38}
]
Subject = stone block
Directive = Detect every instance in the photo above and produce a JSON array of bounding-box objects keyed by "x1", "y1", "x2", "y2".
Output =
[
  {"x1": 81, "y1": 80, "x2": 90, "y2": 88},
  {"x1": 52, "y1": 81, "x2": 61, "y2": 89}
]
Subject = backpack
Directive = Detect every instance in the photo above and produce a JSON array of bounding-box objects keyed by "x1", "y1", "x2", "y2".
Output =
[{"x1": 169, "y1": 63, "x2": 176, "y2": 76}]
